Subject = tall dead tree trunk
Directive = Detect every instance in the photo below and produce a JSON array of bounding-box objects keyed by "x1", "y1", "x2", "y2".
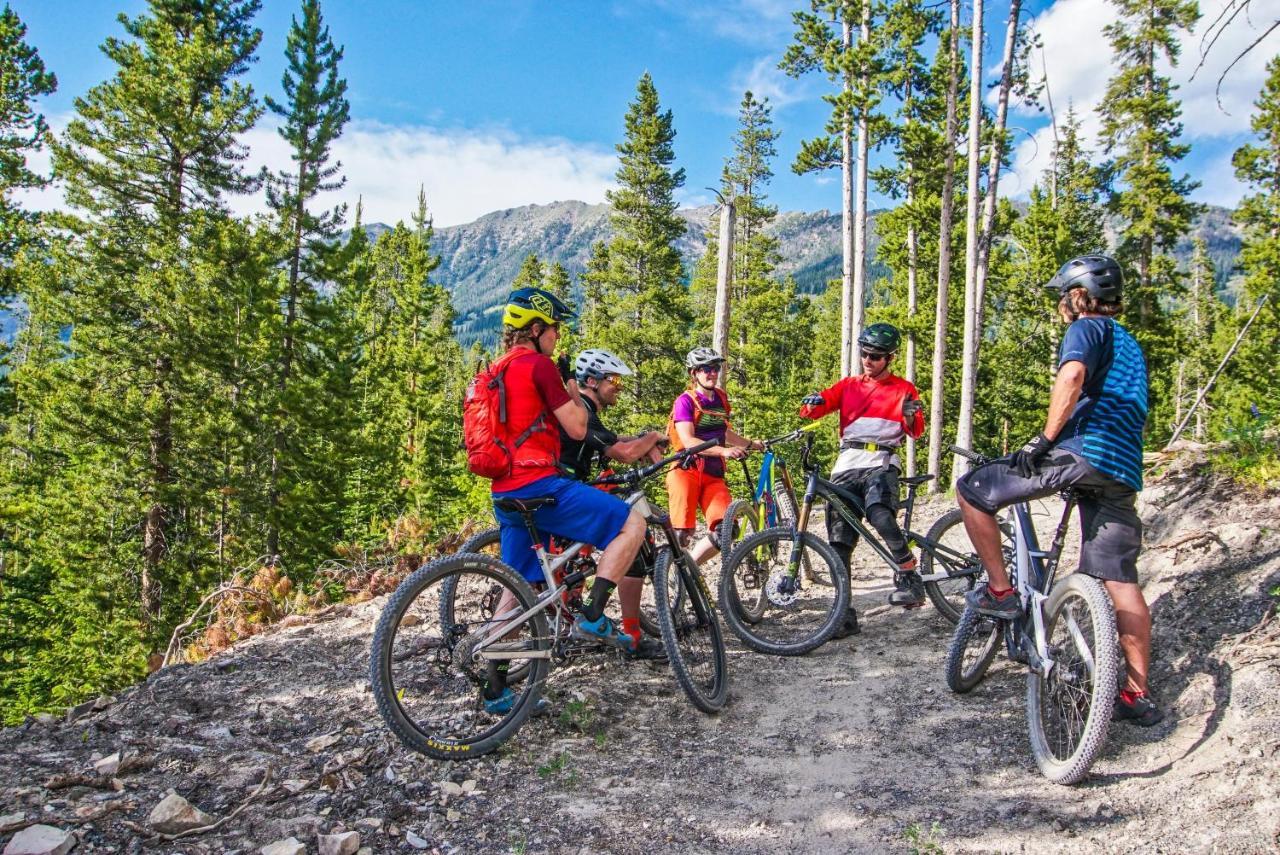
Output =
[
  {"x1": 927, "y1": 0, "x2": 962, "y2": 492},
  {"x1": 841, "y1": 14, "x2": 855, "y2": 378},
  {"x1": 851, "y1": 0, "x2": 872, "y2": 356},
  {"x1": 953, "y1": 0, "x2": 985, "y2": 486},
  {"x1": 713, "y1": 200, "x2": 735, "y2": 388}
]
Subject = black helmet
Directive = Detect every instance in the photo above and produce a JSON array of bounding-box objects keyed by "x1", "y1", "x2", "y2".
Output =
[
  {"x1": 858, "y1": 323, "x2": 901, "y2": 354},
  {"x1": 503, "y1": 287, "x2": 576, "y2": 329},
  {"x1": 1046, "y1": 255, "x2": 1123, "y2": 302}
]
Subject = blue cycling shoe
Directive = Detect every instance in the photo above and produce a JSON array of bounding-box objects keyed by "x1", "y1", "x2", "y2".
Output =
[
  {"x1": 482, "y1": 687, "x2": 550, "y2": 716},
  {"x1": 570, "y1": 614, "x2": 634, "y2": 651}
]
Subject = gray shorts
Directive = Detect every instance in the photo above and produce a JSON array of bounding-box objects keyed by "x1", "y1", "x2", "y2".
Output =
[{"x1": 956, "y1": 449, "x2": 1142, "y2": 584}]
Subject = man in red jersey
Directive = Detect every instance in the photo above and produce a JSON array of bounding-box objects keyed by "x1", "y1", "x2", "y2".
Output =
[
  {"x1": 482, "y1": 288, "x2": 648, "y2": 714},
  {"x1": 800, "y1": 323, "x2": 926, "y2": 635}
]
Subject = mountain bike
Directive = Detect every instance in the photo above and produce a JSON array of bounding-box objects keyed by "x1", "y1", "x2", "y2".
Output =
[
  {"x1": 720, "y1": 430, "x2": 992, "y2": 655},
  {"x1": 943, "y1": 445, "x2": 1119, "y2": 785},
  {"x1": 370, "y1": 440, "x2": 728, "y2": 760}
]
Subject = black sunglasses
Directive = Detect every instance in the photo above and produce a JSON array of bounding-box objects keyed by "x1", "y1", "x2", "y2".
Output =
[{"x1": 860, "y1": 349, "x2": 890, "y2": 362}]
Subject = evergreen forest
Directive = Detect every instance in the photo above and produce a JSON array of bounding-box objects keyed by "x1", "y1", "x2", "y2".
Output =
[{"x1": 1, "y1": 0, "x2": 1278, "y2": 723}]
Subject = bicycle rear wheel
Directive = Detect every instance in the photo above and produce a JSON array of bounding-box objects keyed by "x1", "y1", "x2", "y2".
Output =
[
  {"x1": 371, "y1": 553, "x2": 551, "y2": 760},
  {"x1": 720, "y1": 527, "x2": 849, "y2": 656},
  {"x1": 653, "y1": 546, "x2": 729, "y2": 713},
  {"x1": 921, "y1": 508, "x2": 998, "y2": 624},
  {"x1": 719, "y1": 499, "x2": 766, "y2": 623},
  {"x1": 944, "y1": 605, "x2": 1003, "y2": 693},
  {"x1": 1027, "y1": 573, "x2": 1119, "y2": 785}
]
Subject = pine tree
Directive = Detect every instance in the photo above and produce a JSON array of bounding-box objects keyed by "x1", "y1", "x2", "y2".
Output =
[
  {"x1": 1221, "y1": 56, "x2": 1280, "y2": 428},
  {"x1": 582, "y1": 73, "x2": 689, "y2": 430},
  {"x1": 1097, "y1": 0, "x2": 1201, "y2": 440},
  {"x1": 262, "y1": 0, "x2": 350, "y2": 559},
  {"x1": 0, "y1": 4, "x2": 56, "y2": 274}
]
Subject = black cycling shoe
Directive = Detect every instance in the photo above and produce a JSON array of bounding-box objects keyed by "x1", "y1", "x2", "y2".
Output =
[
  {"x1": 1113, "y1": 693, "x2": 1164, "y2": 727},
  {"x1": 831, "y1": 607, "x2": 861, "y2": 639},
  {"x1": 889, "y1": 571, "x2": 926, "y2": 607},
  {"x1": 625, "y1": 636, "x2": 669, "y2": 662},
  {"x1": 965, "y1": 583, "x2": 1021, "y2": 619}
]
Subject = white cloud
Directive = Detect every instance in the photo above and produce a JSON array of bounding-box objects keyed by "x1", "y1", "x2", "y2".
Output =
[
  {"x1": 18, "y1": 116, "x2": 619, "y2": 228},
  {"x1": 1007, "y1": 0, "x2": 1277, "y2": 201},
  {"x1": 655, "y1": 0, "x2": 796, "y2": 48},
  {"x1": 725, "y1": 55, "x2": 812, "y2": 113}
]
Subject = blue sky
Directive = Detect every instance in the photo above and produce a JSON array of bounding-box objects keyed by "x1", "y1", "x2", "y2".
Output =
[{"x1": 12, "y1": 0, "x2": 1276, "y2": 227}]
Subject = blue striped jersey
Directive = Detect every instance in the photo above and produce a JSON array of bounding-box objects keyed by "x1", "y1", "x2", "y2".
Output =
[{"x1": 1055, "y1": 318, "x2": 1148, "y2": 491}]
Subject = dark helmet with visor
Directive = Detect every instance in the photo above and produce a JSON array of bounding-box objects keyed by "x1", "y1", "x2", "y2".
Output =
[
  {"x1": 858, "y1": 323, "x2": 901, "y2": 354},
  {"x1": 1046, "y1": 255, "x2": 1123, "y2": 302}
]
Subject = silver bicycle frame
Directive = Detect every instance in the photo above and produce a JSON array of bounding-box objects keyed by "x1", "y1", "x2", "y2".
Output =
[
  {"x1": 1011, "y1": 501, "x2": 1055, "y2": 676},
  {"x1": 475, "y1": 489, "x2": 651, "y2": 657}
]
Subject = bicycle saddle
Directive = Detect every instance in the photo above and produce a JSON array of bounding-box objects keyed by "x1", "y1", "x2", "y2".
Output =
[
  {"x1": 495, "y1": 496, "x2": 558, "y2": 514},
  {"x1": 902, "y1": 474, "x2": 935, "y2": 486}
]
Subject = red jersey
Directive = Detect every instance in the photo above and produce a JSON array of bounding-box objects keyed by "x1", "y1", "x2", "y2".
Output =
[
  {"x1": 799, "y1": 372, "x2": 924, "y2": 473},
  {"x1": 491, "y1": 348, "x2": 571, "y2": 492}
]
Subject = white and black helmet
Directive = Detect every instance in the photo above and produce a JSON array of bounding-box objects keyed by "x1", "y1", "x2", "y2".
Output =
[
  {"x1": 573, "y1": 348, "x2": 634, "y2": 383},
  {"x1": 685, "y1": 346, "x2": 724, "y2": 371}
]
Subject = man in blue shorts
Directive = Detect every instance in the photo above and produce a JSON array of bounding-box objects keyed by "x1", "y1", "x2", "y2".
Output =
[
  {"x1": 485, "y1": 289, "x2": 647, "y2": 712},
  {"x1": 956, "y1": 255, "x2": 1163, "y2": 727}
]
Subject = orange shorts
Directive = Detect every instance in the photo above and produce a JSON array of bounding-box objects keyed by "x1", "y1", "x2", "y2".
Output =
[{"x1": 665, "y1": 466, "x2": 733, "y2": 532}]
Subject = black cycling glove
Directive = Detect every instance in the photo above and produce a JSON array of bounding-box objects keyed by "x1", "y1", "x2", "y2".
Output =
[
  {"x1": 556, "y1": 354, "x2": 573, "y2": 384},
  {"x1": 1010, "y1": 432, "x2": 1052, "y2": 479},
  {"x1": 801, "y1": 393, "x2": 825, "y2": 407}
]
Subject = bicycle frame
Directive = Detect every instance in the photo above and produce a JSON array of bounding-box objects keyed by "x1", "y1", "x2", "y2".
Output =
[
  {"x1": 472, "y1": 440, "x2": 721, "y2": 660},
  {"x1": 1006, "y1": 493, "x2": 1079, "y2": 678}
]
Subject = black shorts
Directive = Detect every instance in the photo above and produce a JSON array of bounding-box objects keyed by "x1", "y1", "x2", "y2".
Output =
[
  {"x1": 825, "y1": 465, "x2": 899, "y2": 548},
  {"x1": 956, "y1": 449, "x2": 1142, "y2": 584}
]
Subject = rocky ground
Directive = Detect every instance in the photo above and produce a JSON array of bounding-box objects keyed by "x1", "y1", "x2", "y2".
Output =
[{"x1": 2, "y1": 450, "x2": 1278, "y2": 854}]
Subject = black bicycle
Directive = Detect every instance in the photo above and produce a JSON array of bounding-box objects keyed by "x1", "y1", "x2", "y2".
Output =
[
  {"x1": 944, "y1": 445, "x2": 1119, "y2": 785},
  {"x1": 720, "y1": 429, "x2": 991, "y2": 655},
  {"x1": 370, "y1": 440, "x2": 728, "y2": 760}
]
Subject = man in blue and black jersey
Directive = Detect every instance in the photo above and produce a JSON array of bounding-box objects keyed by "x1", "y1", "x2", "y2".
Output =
[{"x1": 955, "y1": 255, "x2": 1163, "y2": 727}]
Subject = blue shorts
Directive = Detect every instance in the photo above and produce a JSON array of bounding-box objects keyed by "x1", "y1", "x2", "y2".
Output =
[{"x1": 492, "y1": 475, "x2": 633, "y2": 584}]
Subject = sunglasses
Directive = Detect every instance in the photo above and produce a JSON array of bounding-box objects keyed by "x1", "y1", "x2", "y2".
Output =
[
  {"x1": 696, "y1": 364, "x2": 722, "y2": 374},
  {"x1": 604, "y1": 374, "x2": 624, "y2": 386},
  {"x1": 860, "y1": 349, "x2": 890, "y2": 362}
]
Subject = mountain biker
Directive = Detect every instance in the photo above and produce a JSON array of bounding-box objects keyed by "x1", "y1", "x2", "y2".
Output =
[
  {"x1": 666, "y1": 347, "x2": 763, "y2": 566},
  {"x1": 484, "y1": 288, "x2": 648, "y2": 713},
  {"x1": 558, "y1": 348, "x2": 669, "y2": 659},
  {"x1": 799, "y1": 322, "x2": 926, "y2": 637},
  {"x1": 956, "y1": 255, "x2": 1162, "y2": 727}
]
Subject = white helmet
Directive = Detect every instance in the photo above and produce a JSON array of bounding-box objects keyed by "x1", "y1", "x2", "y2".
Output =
[
  {"x1": 574, "y1": 349, "x2": 634, "y2": 383},
  {"x1": 685, "y1": 346, "x2": 723, "y2": 371}
]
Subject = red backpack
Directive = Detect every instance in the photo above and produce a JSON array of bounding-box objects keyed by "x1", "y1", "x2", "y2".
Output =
[{"x1": 462, "y1": 350, "x2": 548, "y2": 480}]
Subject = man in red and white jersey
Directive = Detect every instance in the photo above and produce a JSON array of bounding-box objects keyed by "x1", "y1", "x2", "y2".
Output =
[{"x1": 799, "y1": 323, "x2": 926, "y2": 634}]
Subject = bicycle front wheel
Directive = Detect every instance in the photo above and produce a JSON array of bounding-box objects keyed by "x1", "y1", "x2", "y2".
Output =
[
  {"x1": 371, "y1": 553, "x2": 551, "y2": 760},
  {"x1": 439, "y1": 526, "x2": 501, "y2": 628},
  {"x1": 720, "y1": 527, "x2": 849, "y2": 656},
  {"x1": 1027, "y1": 573, "x2": 1119, "y2": 785},
  {"x1": 653, "y1": 546, "x2": 729, "y2": 713},
  {"x1": 920, "y1": 508, "x2": 996, "y2": 624},
  {"x1": 944, "y1": 605, "x2": 1003, "y2": 693}
]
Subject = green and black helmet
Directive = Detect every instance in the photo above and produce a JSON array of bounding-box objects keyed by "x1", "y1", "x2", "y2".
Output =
[{"x1": 858, "y1": 323, "x2": 901, "y2": 354}]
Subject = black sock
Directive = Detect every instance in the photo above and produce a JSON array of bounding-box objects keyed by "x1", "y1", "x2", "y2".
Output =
[
  {"x1": 579, "y1": 578, "x2": 616, "y2": 622},
  {"x1": 483, "y1": 662, "x2": 509, "y2": 700}
]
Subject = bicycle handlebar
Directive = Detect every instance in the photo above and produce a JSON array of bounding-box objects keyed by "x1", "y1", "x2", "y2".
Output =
[
  {"x1": 589, "y1": 438, "x2": 720, "y2": 489},
  {"x1": 761, "y1": 421, "x2": 824, "y2": 449}
]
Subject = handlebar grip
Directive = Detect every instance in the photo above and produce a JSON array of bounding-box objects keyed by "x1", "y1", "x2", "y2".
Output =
[
  {"x1": 683, "y1": 438, "x2": 720, "y2": 456},
  {"x1": 948, "y1": 445, "x2": 986, "y2": 464}
]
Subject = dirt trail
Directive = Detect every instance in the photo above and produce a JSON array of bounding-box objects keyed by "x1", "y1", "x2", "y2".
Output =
[{"x1": 2, "y1": 455, "x2": 1278, "y2": 853}]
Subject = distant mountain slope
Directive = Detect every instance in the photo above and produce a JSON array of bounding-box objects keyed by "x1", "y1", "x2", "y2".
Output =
[{"x1": 373, "y1": 199, "x2": 1238, "y2": 346}]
